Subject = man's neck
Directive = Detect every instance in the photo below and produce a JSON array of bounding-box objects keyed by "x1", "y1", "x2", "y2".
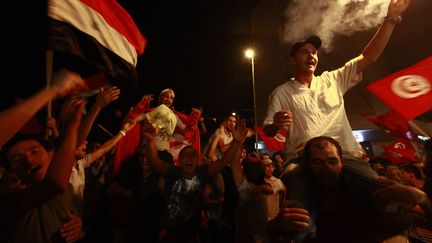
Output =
[{"x1": 294, "y1": 73, "x2": 313, "y2": 87}]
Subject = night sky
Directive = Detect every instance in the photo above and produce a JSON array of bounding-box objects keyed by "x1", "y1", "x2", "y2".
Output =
[
  {"x1": 3, "y1": 1, "x2": 258, "y2": 114},
  {"x1": 118, "y1": 0, "x2": 259, "y2": 119},
  {"x1": 2, "y1": 0, "x2": 431, "y2": 144},
  {"x1": 1, "y1": 0, "x2": 260, "y2": 143}
]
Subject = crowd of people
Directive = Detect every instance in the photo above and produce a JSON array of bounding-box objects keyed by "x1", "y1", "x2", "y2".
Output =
[{"x1": 2, "y1": 0, "x2": 432, "y2": 243}]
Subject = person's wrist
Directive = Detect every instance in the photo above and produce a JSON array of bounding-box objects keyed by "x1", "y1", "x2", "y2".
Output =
[
  {"x1": 119, "y1": 130, "x2": 127, "y2": 136},
  {"x1": 384, "y1": 15, "x2": 402, "y2": 25}
]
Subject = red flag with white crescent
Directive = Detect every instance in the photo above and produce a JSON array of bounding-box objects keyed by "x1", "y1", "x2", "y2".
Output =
[
  {"x1": 367, "y1": 57, "x2": 432, "y2": 121},
  {"x1": 255, "y1": 126, "x2": 286, "y2": 152},
  {"x1": 381, "y1": 138, "x2": 419, "y2": 164}
]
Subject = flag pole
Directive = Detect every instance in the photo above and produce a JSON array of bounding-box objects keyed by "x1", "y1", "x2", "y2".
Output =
[
  {"x1": 408, "y1": 120, "x2": 431, "y2": 138},
  {"x1": 46, "y1": 50, "x2": 54, "y2": 116},
  {"x1": 97, "y1": 123, "x2": 115, "y2": 137},
  {"x1": 46, "y1": 50, "x2": 54, "y2": 137}
]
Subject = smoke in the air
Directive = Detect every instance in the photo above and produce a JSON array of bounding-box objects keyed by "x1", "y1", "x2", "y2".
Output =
[{"x1": 281, "y1": 0, "x2": 391, "y2": 51}]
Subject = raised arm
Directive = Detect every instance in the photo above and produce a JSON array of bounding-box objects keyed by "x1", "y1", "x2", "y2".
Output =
[
  {"x1": 207, "y1": 132, "x2": 222, "y2": 162},
  {"x1": 212, "y1": 119, "x2": 248, "y2": 185},
  {"x1": 77, "y1": 86, "x2": 120, "y2": 144},
  {"x1": 356, "y1": 0, "x2": 410, "y2": 72},
  {"x1": 85, "y1": 120, "x2": 136, "y2": 167},
  {"x1": 46, "y1": 98, "x2": 86, "y2": 192},
  {"x1": 0, "y1": 69, "x2": 85, "y2": 147},
  {"x1": 142, "y1": 120, "x2": 170, "y2": 176}
]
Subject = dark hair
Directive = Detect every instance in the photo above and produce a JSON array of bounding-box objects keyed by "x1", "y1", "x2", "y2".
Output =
[
  {"x1": 242, "y1": 158, "x2": 265, "y2": 185},
  {"x1": 400, "y1": 164, "x2": 424, "y2": 180},
  {"x1": 1, "y1": 133, "x2": 53, "y2": 168},
  {"x1": 272, "y1": 150, "x2": 287, "y2": 160},
  {"x1": 158, "y1": 150, "x2": 174, "y2": 165},
  {"x1": 304, "y1": 136, "x2": 342, "y2": 162},
  {"x1": 290, "y1": 35, "x2": 322, "y2": 56}
]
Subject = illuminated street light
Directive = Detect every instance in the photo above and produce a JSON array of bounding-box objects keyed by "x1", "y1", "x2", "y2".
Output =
[
  {"x1": 245, "y1": 48, "x2": 259, "y2": 152},
  {"x1": 245, "y1": 49, "x2": 255, "y2": 58}
]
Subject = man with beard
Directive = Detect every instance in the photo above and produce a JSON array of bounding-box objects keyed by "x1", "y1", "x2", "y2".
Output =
[{"x1": 271, "y1": 136, "x2": 413, "y2": 242}]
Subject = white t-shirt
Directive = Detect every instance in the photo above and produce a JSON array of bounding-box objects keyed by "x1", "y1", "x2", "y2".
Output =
[
  {"x1": 69, "y1": 154, "x2": 92, "y2": 215},
  {"x1": 264, "y1": 176, "x2": 285, "y2": 221},
  {"x1": 264, "y1": 57, "x2": 364, "y2": 158},
  {"x1": 145, "y1": 104, "x2": 184, "y2": 151}
]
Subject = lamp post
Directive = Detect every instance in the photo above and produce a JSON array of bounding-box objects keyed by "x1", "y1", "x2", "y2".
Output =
[{"x1": 245, "y1": 49, "x2": 259, "y2": 152}]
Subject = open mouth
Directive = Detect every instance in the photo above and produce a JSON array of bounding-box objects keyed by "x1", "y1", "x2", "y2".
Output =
[
  {"x1": 30, "y1": 164, "x2": 43, "y2": 174},
  {"x1": 306, "y1": 60, "x2": 315, "y2": 66}
]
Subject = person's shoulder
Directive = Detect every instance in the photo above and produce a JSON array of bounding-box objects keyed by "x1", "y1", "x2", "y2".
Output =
[
  {"x1": 271, "y1": 80, "x2": 295, "y2": 93},
  {"x1": 277, "y1": 79, "x2": 294, "y2": 88}
]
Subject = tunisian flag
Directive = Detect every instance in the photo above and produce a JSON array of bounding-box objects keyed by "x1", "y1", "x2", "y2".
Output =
[
  {"x1": 255, "y1": 126, "x2": 286, "y2": 152},
  {"x1": 48, "y1": 0, "x2": 146, "y2": 83},
  {"x1": 367, "y1": 57, "x2": 432, "y2": 121},
  {"x1": 170, "y1": 110, "x2": 201, "y2": 166},
  {"x1": 381, "y1": 138, "x2": 419, "y2": 164},
  {"x1": 362, "y1": 111, "x2": 414, "y2": 139}
]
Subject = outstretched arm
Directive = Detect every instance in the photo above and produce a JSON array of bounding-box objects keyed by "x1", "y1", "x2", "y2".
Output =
[
  {"x1": 47, "y1": 98, "x2": 86, "y2": 192},
  {"x1": 142, "y1": 120, "x2": 170, "y2": 176},
  {"x1": 372, "y1": 177, "x2": 432, "y2": 221},
  {"x1": 0, "y1": 69, "x2": 85, "y2": 147},
  {"x1": 84, "y1": 120, "x2": 136, "y2": 167},
  {"x1": 77, "y1": 86, "x2": 120, "y2": 144},
  {"x1": 356, "y1": 0, "x2": 410, "y2": 72}
]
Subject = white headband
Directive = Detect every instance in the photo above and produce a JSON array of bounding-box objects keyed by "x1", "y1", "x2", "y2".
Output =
[{"x1": 159, "y1": 88, "x2": 175, "y2": 98}]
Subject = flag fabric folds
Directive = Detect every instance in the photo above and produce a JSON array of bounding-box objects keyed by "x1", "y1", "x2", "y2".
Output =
[
  {"x1": 112, "y1": 100, "x2": 202, "y2": 174},
  {"x1": 367, "y1": 56, "x2": 432, "y2": 121},
  {"x1": 112, "y1": 124, "x2": 142, "y2": 176},
  {"x1": 47, "y1": 0, "x2": 146, "y2": 83},
  {"x1": 362, "y1": 111, "x2": 413, "y2": 139},
  {"x1": 381, "y1": 138, "x2": 419, "y2": 164},
  {"x1": 255, "y1": 126, "x2": 286, "y2": 152},
  {"x1": 171, "y1": 110, "x2": 201, "y2": 165}
]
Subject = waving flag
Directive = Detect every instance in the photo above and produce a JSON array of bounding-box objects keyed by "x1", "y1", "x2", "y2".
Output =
[
  {"x1": 362, "y1": 110, "x2": 414, "y2": 139},
  {"x1": 170, "y1": 110, "x2": 201, "y2": 165},
  {"x1": 255, "y1": 126, "x2": 286, "y2": 152},
  {"x1": 381, "y1": 138, "x2": 419, "y2": 164},
  {"x1": 112, "y1": 101, "x2": 201, "y2": 174},
  {"x1": 48, "y1": 0, "x2": 146, "y2": 83},
  {"x1": 367, "y1": 57, "x2": 432, "y2": 121}
]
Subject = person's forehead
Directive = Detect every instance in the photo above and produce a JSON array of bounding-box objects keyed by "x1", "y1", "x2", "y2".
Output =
[
  {"x1": 6, "y1": 140, "x2": 43, "y2": 157},
  {"x1": 299, "y1": 43, "x2": 318, "y2": 52},
  {"x1": 310, "y1": 142, "x2": 338, "y2": 156},
  {"x1": 161, "y1": 91, "x2": 174, "y2": 97}
]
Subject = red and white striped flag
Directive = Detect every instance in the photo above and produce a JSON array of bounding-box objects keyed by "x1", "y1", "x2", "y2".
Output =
[{"x1": 48, "y1": 0, "x2": 147, "y2": 82}]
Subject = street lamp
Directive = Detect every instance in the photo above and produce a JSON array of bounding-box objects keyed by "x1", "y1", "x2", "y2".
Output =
[{"x1": 245, "y1": 48, "x2": 259, "y2": 152}]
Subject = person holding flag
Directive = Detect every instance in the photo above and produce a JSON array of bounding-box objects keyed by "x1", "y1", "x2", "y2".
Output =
[
  {"x1": 262, "y1": 0, "x2": 412, "y2": 241},
  {"x1": 263, "y1": 0, "x2": 411, "y2": 160},
  {"x1": 112, "y1": 88, "x2": 202, "y2": 174}
]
